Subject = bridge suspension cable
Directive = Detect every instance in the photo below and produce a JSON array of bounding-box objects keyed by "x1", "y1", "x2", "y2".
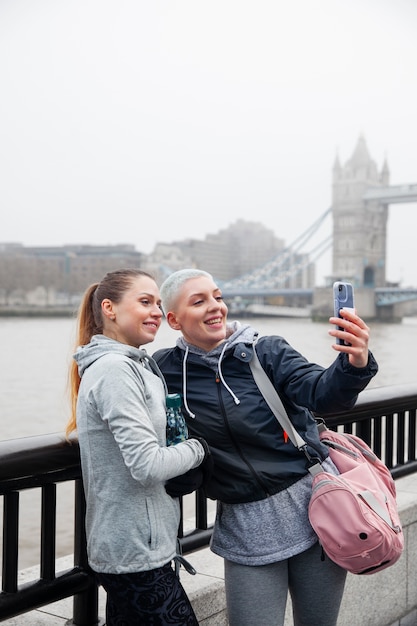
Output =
[
  {"x1": 288, "y1": 207, "x2": 332, "y2": 252},
  {"x1": 221, "y1": 207, "x2": 332, "y2": 290}
]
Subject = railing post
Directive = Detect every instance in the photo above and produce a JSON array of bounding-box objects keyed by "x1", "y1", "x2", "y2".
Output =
[
  {"x1": 68, "y1": 479, "x2": 102, "y2": 626},
  {"x1": 408, "y1": 408, "x2": 417, "y2": 461},
  {"x1": 41, "y1": 483, "x2": 56, "y2": 580},
  {"x1": 2, "y1": 491, "x2": 19, "y2": 593},
  {"x1": 356, "y1": 418, "x2": 371, "y2": 446}
]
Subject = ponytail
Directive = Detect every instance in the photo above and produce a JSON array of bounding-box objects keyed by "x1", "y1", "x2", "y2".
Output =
[{"x1": 66, "y1": 283, "x2": 102, "y2": 437}]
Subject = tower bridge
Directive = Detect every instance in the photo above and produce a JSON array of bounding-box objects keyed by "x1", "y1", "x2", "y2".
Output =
[
  {"x1": 363, "y1": 184, "x2": 417, "y2": 204},
  {"x1": 219, "y1": 136, "x2": 417, "y2": 320}
]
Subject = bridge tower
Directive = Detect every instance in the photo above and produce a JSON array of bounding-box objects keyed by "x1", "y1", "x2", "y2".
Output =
[{"x1": 331, "y1": 135, "x2": 389, "y2": 288}]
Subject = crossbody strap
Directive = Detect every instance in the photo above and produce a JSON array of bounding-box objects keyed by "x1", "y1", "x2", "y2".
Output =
[{"x1": 249, "y1": 337, "x2": 323, "y2": 476}]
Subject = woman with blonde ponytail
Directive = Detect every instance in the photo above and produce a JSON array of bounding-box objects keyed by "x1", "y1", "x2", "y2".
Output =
[{"x1": 67, "y1": 268, "x2": 211, "y2": 625}]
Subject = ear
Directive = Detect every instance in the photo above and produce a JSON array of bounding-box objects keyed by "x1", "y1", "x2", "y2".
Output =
[
  {"x1": 101, "y1": 299, "x2": 115, "y2": 320},
  {"x1": 166, "y1": 311, "x2": 181, "y2": 330}
]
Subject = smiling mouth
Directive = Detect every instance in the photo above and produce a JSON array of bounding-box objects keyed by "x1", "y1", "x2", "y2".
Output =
[
  {"x1": 145, "y1": 322, "x2": 159, "y2": 329},
  {"x1": 206, "y1": 318, "x2": 222, "y2": 326}
]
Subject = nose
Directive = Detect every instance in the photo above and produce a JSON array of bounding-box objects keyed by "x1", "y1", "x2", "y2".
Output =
[
  {"x1": 209, "y1": 297, "x2": 228, "y2": 315},
  {"x1": 152, "y1": 304, "x2": 163, "y2": 317},
  {"x1": 208, "y1": 297, "x2": 220, "y2": 308}
]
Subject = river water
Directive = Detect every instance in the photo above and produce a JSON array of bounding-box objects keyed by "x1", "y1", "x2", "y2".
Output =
[{"x1": 1, "y1": 315, "x2": 416, "y2": 569}]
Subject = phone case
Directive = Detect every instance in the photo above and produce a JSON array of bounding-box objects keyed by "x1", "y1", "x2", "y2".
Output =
[{"x1": 333, "y1": 282, "x2": 355, "y2": 345}]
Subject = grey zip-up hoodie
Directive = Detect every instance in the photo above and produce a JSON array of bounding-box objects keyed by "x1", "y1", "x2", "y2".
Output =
[{"x1": 74, "y1": 334, "x2": 205, "y2": 574}]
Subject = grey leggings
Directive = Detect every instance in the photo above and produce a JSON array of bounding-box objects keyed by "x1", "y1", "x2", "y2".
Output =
[{"x1": 224, "y1": 542, "x2": 347, "y2": 626}]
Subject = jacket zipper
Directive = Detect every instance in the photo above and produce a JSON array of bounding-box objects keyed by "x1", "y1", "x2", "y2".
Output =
[{"x1": 215, "y1": 371, "x2": 271, "y2": 498}]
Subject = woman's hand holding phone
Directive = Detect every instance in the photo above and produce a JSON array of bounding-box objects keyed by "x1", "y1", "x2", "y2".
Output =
[{"x1": 329, "y1": 282, "x2": 370, "y2": 368}]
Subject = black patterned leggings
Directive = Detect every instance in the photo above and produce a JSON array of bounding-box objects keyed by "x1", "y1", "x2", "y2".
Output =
[{"x1": 95, "y1": 562, "x2": 199, "y2": 625}]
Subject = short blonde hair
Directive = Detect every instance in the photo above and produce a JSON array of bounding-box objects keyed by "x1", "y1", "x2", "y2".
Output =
[{"x1": 160, "y1": 268, "x2": 212, "y2": 314}]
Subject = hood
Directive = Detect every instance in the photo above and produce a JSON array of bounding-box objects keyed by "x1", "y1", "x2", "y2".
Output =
[
  {"x1": 177, "y1": 321, "x2": 257, "y2": 365},
  {"x1": 177, "y1": 321, "x2": 258, "y2": 417},
  {"x1": 74, "y1": 334, "x2": 166, "y2": 384}
]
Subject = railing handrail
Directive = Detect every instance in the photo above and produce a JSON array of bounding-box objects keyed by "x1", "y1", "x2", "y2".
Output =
[
  {"x1": 0, "y1": 432, "x2": 78, "y2": 483},
  {"x1": 1, "y1": 382, "x2": 417, "y2": 623},
  {"x1": 1, "y1": 382, "x2": 415, "y2": 478},
  {"x1": 317, "y1": 382, "x2": 417, "y2": 421}
]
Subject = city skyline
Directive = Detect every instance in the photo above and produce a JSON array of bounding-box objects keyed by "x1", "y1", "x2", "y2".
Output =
[{"x1": 1, "y1": 0, "x2": 416, "y2": 287}]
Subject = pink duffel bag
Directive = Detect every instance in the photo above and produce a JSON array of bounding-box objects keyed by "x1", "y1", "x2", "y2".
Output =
[{"x1": 308, "y1": 425, "x2": 404, "y2": 575}]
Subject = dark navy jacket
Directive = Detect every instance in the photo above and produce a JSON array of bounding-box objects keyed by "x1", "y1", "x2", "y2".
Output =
[{"x1": 154, "y1": 335, "x2": 378, "y2": 504}]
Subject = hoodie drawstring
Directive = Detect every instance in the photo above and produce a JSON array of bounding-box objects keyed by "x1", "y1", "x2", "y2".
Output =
[
  {"x1": 182, "y1": 346, "x2": 196, "y2": 418},
  {"x1": 143, "y1": 355, "x2": 168, "y2": 395},
  {"x1": 217, "y1": 342, "x2": 241, "y2": 405},
  {"x1": 182, "y1": 342, "x2": 241, "y2": 417}
]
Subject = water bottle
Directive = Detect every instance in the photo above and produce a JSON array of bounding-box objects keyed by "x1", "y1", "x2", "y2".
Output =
[{"x1": 166, "y1": 393, "x2": 188, "y2": 446}]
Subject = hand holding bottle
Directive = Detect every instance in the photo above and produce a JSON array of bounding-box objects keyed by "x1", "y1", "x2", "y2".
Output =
[{"x1": 165, "y1": 437, "x2": 214, "y2": 498}]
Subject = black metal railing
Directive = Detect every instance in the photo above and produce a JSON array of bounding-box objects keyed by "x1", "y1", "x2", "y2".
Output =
[
  {"x1": 0, "y1": 433, "x2": 99, "y2": 625},
  {"x1": 315, "y1": 382, "x2": 417, "y2": 479},
  {"x1": 1, "y1": 382, "x2": 417, "y2": 624}
]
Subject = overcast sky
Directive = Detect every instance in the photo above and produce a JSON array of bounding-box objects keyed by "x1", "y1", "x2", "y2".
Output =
[{"x1": 1, "y1": 0, "x2": 416, "y2": 286}]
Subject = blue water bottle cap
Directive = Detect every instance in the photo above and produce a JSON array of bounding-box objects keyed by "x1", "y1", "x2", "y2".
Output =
[{"x1": 166, "y1": 393, "x2": 182, "y2": 409}]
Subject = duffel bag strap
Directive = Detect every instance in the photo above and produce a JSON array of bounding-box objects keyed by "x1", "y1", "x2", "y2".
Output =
[{"x1": 249, "y1": 338, "x2": 323, "y2": 476}]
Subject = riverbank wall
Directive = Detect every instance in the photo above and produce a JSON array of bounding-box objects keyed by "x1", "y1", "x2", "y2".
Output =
[
  {"x1": 312, "y1": 286, "x2": 410, "y2": 322},
  {"x1": 0, "y1": 306, "x2": 77, "y2": 317}
]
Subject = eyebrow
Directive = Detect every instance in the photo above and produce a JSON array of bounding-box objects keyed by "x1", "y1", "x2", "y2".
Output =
[
  {"x1": 188, "y1": 289, "x2": 222, "y2": 299},
  {"x1": 138, "y1": 292, "x2": 161, "y2": 301}
]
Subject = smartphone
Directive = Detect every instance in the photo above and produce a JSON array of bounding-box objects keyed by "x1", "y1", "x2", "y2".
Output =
[{"x1": 333, "y1": 282, "x2": 355, "y2": 345}]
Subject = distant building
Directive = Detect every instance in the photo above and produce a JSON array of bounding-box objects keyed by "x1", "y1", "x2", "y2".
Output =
[
  {"x1": 0, "y1": 220, "x2": 314, "y2": 306},
  {"x1": 146, "y1": 219, "x2": 286, "y2": 281},
  {"x1": 0, "y1": 244, "x2": 143, "y2": 306}
]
